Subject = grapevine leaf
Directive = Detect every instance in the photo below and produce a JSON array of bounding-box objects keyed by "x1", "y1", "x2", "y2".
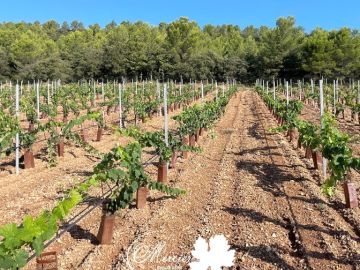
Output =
[
  {"x1": 32, "y1": 237, "x2": 44, "y2": 257},
  {"x1": 0, "y1": 224, "x2": 22, "y2": 250}
]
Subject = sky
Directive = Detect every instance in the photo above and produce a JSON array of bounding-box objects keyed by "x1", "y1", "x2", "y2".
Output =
[{"x1": 1, "y1": 0, "x2": 359, "y2": 32}]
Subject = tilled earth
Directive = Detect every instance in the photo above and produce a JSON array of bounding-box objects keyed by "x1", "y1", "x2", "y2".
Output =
[{"x1": 10, "y1": 89, "x2": 360, "y2": 269}]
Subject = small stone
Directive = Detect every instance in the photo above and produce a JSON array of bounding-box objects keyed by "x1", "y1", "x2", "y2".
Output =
[{"x1": 272, "y1": 233, "x2": 277, "y2": 238}]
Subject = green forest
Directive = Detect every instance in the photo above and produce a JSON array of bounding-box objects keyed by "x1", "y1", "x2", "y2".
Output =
[{"x1": 0, "y1": 16, "x2": 359, "y2": 82}]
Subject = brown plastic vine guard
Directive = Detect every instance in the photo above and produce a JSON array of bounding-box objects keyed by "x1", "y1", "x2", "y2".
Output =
[
  {"x1": 305, "y1": 147, "x2": 312, "y2": 159},
  {"x1": 97, "y1": 202, "x2": 115, "y2": 245},
  {"x1": 24, "y1": 149, "x2": 35, "y2": 169},
  {"x1": 136, "y1": 187, "x2": 148, "y2": 209},
  {"x1": 36, "y1": 251, "x2": 58, "y2": 270},
  {"x1": 297, "y1": 138, "x2": 302, "y2": 149},
  {"x1": 195, "y1": 129, "x2": 200, "y2": 142},
  {"x1": 96, "y1": 127, "x2": 103, "y2": 141},
  {"x1": 199, "y1": 127, "x2": 205, "y2": 136},
  {"x1": 312, "y1": 151, "x2": 322, "y2": 170},
  {"x1": 57, "y1": 141, "x2": 64, "y2": 157},
  {"x1": 158, "y1": 162, "x2": 167, "y2": 183},
  {"x1": 343, "y1": 183, "x2": 358, "y2": 208}
]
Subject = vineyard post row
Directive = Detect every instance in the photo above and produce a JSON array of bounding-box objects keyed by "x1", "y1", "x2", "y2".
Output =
[
  {"x1": 258, "y1": 78, "x2": 360, "y2": 128},
  {"x1": 256, "y1": 75, "x2": 360, "y2": 157},
  {"x1": 1, "y1": 78, "x2": 238, "y2": 175},
  {"x1": 272, "y1": 78, "x2": 329, "y2": 179}
]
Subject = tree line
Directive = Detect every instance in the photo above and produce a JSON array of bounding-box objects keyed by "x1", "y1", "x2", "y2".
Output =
[{"x1": 0, "y1": 16, "x2": 359, "y2": 83}]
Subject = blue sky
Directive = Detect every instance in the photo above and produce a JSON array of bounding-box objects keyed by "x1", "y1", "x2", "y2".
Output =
[{"x1": 1, "y1": 0, "x2": 359, "y2": 32}]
